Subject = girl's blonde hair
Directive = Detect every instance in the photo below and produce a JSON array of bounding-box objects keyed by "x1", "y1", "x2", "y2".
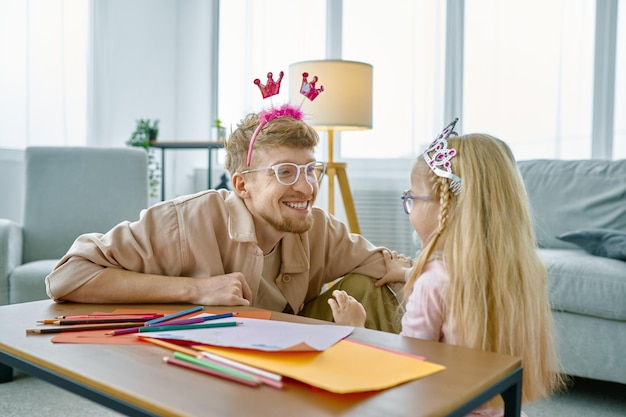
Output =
[
  {"x1": 406, "y1": 133, "x2": 565, "y2": 403},
  {"x1": 224, "y1": 113, "x2": 319, "y2": 174}
]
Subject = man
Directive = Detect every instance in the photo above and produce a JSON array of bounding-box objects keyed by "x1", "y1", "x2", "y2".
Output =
[{"x1": 46, "y1": 110, "x2": 409, "y2": 332}]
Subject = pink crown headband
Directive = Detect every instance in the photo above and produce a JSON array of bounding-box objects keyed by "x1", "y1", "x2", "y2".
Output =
[
  {"x1": 246, "y1": 71, "x2": 324, "y2": 166},
  {"x1": 422, "y1": 117, "x2": 462, "y2": 195}
]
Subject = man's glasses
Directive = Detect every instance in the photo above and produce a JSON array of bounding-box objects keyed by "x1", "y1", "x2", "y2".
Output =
[
  {"x1": 241, "y1": 161, "x2": 326, "y2": 186},
  {"x1": 401, "y1": 189, "x2": 433, "y2": 214}
]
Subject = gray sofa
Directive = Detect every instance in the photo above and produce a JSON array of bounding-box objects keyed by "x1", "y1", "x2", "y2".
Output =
[
  {"x1": 0, "y1": 146, "x2": 149, "y2": 305},
  {"x1": 518, "y1": 159, "x2": 626, "y2": 385}
]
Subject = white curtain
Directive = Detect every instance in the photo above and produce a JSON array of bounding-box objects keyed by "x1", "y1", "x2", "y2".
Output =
[
  {"x1": 463, "y1": 0, "x2": 596, "y2": 160},
  {"x1": 0, "y1": 0, "x2": 88, "y2": 149},
  {"x1": 1, "y1": 1, "x2": 623, "y2": 161},
  {"x1": 217, "y1": 0, "x2": 327, "y2": 139}
]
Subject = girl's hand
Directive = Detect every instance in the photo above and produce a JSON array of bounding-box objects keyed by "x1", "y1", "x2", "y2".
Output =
[
  {"x1": 328, "y1": 290, "x2": 366, "y2": 327},
  {"x1": 376, "y1": 250, "x2": 412, "y2": 287}
]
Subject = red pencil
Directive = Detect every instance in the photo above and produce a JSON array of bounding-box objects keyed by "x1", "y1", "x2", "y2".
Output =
[
  {"x1": 163, "y1": 356, "x2": 260, "y2": 387},
  {"x1": 55, "y1": 314, "x2": 163, "y2": 319},
  {"x1": 48, "y1": 318, "x2": 154, "y2": 325}
]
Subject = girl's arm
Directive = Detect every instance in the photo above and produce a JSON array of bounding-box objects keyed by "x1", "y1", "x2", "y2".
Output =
[{"x1": 375, "y1": 249, "x2": 412, "y2": 287}]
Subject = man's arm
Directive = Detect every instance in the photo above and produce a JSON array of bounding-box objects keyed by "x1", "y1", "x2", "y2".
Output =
[
  {"x1": 59, "y1": 267, "x2": 252, "y2": 306},
  {"x1": 46, "y1": 192, "x2": 253, "y2": 305}
]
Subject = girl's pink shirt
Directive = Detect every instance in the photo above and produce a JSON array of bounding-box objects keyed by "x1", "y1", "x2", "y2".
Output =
[
  {"x1": 400, "y1": 259, "x2": 454, "y2": 343},
  {"x1": 400, "y1": 260, "x2": 528, "y2": 417}
]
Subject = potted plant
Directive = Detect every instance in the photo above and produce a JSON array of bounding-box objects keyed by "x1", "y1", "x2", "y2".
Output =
[
  {"x1": 126, "y1": 118, "x2": 161, "y2": 198},
  {"x1": 127, "y1": 119, "x2": 159, "y2": 145},
  {"x1": 213, "y1": 119, "x2": 227, "y2": 142}
]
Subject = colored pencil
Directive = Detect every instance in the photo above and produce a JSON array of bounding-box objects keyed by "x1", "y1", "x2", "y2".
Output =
[
  {"x1": 26, "y1": 322, "x2": 142, "y2": 334},
  {"x1": 200, "y1": 312, "x2": 238, "y2": 321},
  {"x1": 142, "y1": 316, "x2": 207, "y2": 327},
  {"x1": 172, "y1": 352, "x2": 260, "y2": 385},
  {"x1": 106, "y1": 326, "x2": 143, "y2": 336},
  {"x1": 140, "y1": 337, "x2": 282, "y2": 389},
  {"x1": 156, "y1": 312, "x2": 238, "y2": 327},
  {"x1": 107, "y1": 317, "x2": 207, "y2": 336},
  {"x1": 144, "y1": 305, "x2": 204, "y2": 326},
  {"x1": 138, "y1": 321, "x2": 240, "y2": 333},
  {"x1": 43, "y1": 317, "x2": 153, "y2": 325},
  {"x1": 200, "y1": 351, "x2": 283, "y2": 382},
  {"x1": 108, "y1": 320, "x2": 239, "y2": 336},
  {"x1": 55, "y1": 313, "x2": 163, "y2": 319},
  {"x1": 197, "y1": 354, "x2": 284, "y2": 390},
  {"x1": 163, "y1": 356, "x2": 259, "y2": 387},
  {"x1": 140, "y1": 335, "x2": 204, "y2": 357}
]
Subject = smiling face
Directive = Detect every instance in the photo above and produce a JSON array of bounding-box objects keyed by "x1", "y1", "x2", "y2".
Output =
[{"x1": 233, "y1": 145, "x2": 319, "y2": 237}]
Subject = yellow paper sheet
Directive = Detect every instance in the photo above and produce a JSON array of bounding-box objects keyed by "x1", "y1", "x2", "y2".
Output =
[{"x1": 195, "y1": 338, "x2": 445, "y2": 393}]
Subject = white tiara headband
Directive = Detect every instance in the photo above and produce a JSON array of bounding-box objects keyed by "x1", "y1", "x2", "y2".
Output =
[{"x1": 422, "y1": 117, "x2": 462, "y2": 195}]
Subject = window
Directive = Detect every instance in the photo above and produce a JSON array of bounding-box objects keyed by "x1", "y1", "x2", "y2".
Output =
[
  {"x1": 218, "y1": 0, "x2": 326, "y2": 135},
  {"x1": 463, "y1": 0, "x2": 596, "y2": 160},
  {"x1": 0, "y1": 0, "x2": 88, "y2": 149},
  {"x1": 342, "y1": 0, "x2": 447, "y2": 159},
  {"x1": 216, "y1": 0, "x2": 621, "y2": 255}
]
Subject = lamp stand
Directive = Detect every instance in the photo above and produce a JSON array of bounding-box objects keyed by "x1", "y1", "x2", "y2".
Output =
[{"x1": 324, "y1": 130, "x2": 360, "y2": 234}]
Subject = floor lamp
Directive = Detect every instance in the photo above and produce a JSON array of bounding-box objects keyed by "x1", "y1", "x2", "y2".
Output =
[{"x1": 289, "y1": 60, "x2": 373, "y2": 234}]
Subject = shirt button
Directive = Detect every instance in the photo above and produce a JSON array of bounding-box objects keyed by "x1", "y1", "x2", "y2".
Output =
[{"x1": 282, "y1": 274, "x2": 291, "y2": 283}]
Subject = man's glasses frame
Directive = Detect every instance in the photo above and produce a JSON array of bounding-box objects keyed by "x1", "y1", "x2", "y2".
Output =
[
  {"x1": 401, "y1": 189, "x2": 433, "y2": 214},
  {"x1": 241, "y1": 161, "x2": 326, "y2": 186}
]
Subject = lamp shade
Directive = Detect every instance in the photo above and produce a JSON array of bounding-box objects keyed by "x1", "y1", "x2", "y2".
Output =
[{"x1": 289, "y1": 60, "x2": 372, "y2": 131}]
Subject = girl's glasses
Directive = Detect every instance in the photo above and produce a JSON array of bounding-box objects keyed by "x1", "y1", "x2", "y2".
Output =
[{"x1": 401, "y1": 190, "x2": 433, "y2": 214}]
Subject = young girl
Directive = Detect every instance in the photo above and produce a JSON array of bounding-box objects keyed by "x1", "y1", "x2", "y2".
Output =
[{"x1": 329, "y1": 119, "x2": 566, "y2": 416}]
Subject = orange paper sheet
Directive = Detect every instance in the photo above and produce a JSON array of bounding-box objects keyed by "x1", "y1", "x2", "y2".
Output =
[
  {"x1": 194, "y1": 338, "x2": 445, "y2": 393},
  {"x1": 51, "y1": 309, "x2": 272, "y2": 345}
]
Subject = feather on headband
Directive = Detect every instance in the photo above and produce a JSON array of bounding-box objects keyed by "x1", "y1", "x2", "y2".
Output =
[{"x1": 246, "y1": 71, "x2": 324, "y2": 166}]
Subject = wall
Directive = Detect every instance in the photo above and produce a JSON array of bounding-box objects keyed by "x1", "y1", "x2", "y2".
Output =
[
  {"x1": 1, "y1": 1, "x2": 222, "y2": 221},
  {"x1": 90, "y1": 0, "x2": 218, "y2": 199}
]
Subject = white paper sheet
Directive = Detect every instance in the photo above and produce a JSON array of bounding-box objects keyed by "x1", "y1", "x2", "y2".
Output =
[{"x1": 139, "y1": 317, "x2": 354, "y2": 351}]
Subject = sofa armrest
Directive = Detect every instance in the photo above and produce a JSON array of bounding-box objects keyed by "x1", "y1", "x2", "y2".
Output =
[{"x1": 0, "y1": 219, "x2": 23, "y2": 305}]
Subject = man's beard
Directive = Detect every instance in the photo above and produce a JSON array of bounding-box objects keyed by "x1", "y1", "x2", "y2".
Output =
[{"x1": 261, "y1": 211, "x2": 314, "y2": 234}]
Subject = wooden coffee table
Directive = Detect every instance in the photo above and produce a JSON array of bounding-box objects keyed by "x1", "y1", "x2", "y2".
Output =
[{"x1": 0, "y1": 300, "x2": 522, "y2": 417}]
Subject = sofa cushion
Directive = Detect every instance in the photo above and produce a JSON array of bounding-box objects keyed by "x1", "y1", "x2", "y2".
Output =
[
  {"x1": 556, "y1": 228, "x2": 626, "y2": 261},
  {"x1": 518, "y1": 159, "x2": 626, "y2": 249},
  {"x1": 9, "y1": 259, "x2": 57, "y2": 304},
  {"x1": 540, "y1": 249, "x2": 626, "y2": 320}
]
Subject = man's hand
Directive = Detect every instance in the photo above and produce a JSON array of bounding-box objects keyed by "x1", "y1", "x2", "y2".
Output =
[
  {"x1": 191, "y1": 272, "x2": 253, "y2": 306},
  {"x1": 327, "y1": 290, "x2": 366, "y2": 327}
]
